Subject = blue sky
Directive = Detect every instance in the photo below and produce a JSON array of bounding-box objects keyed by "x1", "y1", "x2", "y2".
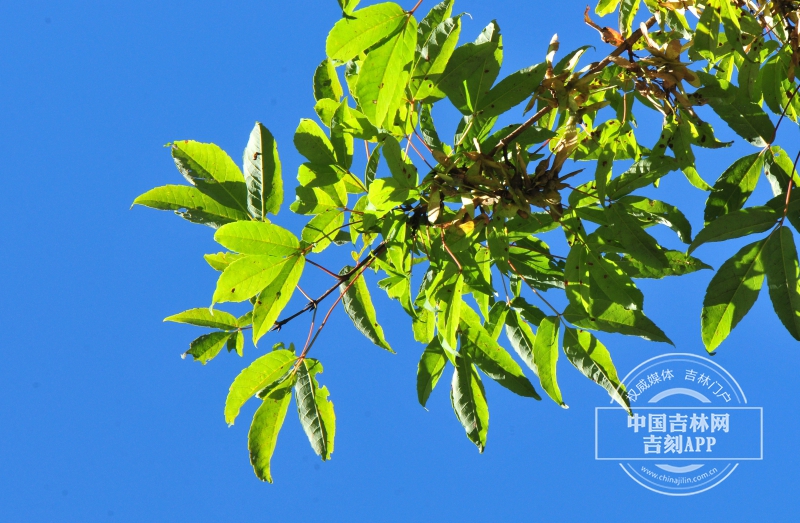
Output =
[{"x1": 1, "y1": 0, "x2": 798, "y2": 521}]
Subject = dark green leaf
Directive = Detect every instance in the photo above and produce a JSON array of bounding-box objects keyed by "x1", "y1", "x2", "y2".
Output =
[
  {"x1": 183, "y1": 331, "x2": 232, "y2": 364},
  {"x1": 340, "y1": 266, "x2": 394, "y2": 352},
  {"x1": 295, "y1": 360, "x2": 332, "y2": 460},
  {"x1": 702, "y1": 239, "x2": 766, "y2": 352},
  {"x1": 132, "y1": 185, "x2": 250, "y2": 228},
  {"x1": 564, "y1": 301, "x2": 673, "y2": 344},
  {"x1": 606, "y1": 203, "x2": 669, "y2": 270},
  {"x1": 606, "y1": 156, "x2": 678, "y2": 199},
  {"x1": 762, "y1": 227, "x2": 800, "y2": 340},
  {"x1": 313, "y1": 58, "x2": 344, "y2": 101},
  {"x1": 476, "y1": 63, "x2": 546, "y2": 119},
  {"x1": 611, "y1": 250, "x2": 712, "y2": 279},
  {"x1": 450, "y1": 349, "x2": 489, "y2": 452},
  {"x1": 705, "y1": 152, "x2": 763, "y2": 224},
  {"x1": 689, "y1": 206, "x2": 779, "y2": 255},
  {"x1": 459, "y1": 305, "x2": 540, "y2": 399},
  {"x1": 417, "y1": 338, "x2": 448, "y2": 407},
  {"x1": 562, "y1": 327, "x2": 629, "y2": 412},
  {"x1": 438, "y1": 21, "x2": 502, "y2": 114}
]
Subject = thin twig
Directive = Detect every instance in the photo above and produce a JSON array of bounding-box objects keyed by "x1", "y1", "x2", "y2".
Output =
[
  {"x1": 306, "y1": 259, "x2": 341, "y2": 279},
  {"x1": 771, "y1": 81, "x2": 800, "y2": 144}
]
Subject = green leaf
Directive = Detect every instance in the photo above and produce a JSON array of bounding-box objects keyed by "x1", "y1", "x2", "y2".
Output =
[
  {"x1": 204, "y1": 252, "x2": 245, "y2": 271},
  {"x1": 295, "y1": 360, "x2": 332, "y2": 460},
  {"x1": 595, "y1": 0, "x2": 620, "y2": 16},
  {"x1": 132, "y1": 185, "x2": 250, "y2": 228},
  {"x1": 761, "y1": 48, "x2": 799, "y2": 122},
  {"x1": 248, "y1": 385, "x2": 293, "y2": 483},
  {"x1": 302, "y1": 209, "x2": 346, "y2": 253},
  {"x1": 562, "y1": 327, "x2": 629, "y2": 412},
  {"x1": 326, "y1": 3, "x2": 408, "y2": 62},
  {"x1": 438, "y1": 21, "x2": 502, "y2": 114},
  {"x1": 436, "y1": 273, "x2": 464, "y2": 352},
  {"x1": 355, "y1": 15, "x2": 416, "y2": 128},
  {"x1": 532, "y1": 316, "x2": 566, "y2": 407},
  {"x1": 294, "y1": 119, "x2": 338, "y2": 165},
  {"x1": 410, "y1": 15, "x2": 462, "y2": 101},
  {"x1": 315, "y1": 384, "x2": 336, "y2": 461},
  {"x1": 611, "y1": 250, "x2": 712, "y2": 279},
  {"x1": 697, "y1": 73, "x2": 775, "y2": 147},
  {"x1": 213, "y1": 255, "x2": 300, "y2": 305},
  {"x1": 705, "y1": 152, "x2": 763, "y2": 224},
  {"x1": 718, "y1": 0, "x2": 748, "y2": 58},
  {"x1": 451, "y1": 349, "x2": 489, "y2": 452},
  {"x1": 762, "y1": 227, "x2": 800, "y2": 340},
  {"x1": 702, "y1": 239, "x2": 766, "y2": 352},
  {"x1": 226, "y1": 330, "x2": 244, "y2": 356},
  {"x1": 164, "y1": 308, "x2": 239, "y2": 330},
  {"x1": 243, "y1": 122, "x2": 282, "y2": 219},
  {"x1": 606, "y1": 156, "x2": 678, "y2": 199},
  {"x1": 337, "y1": 0, "x2": 361, "y2": 16},
  {"x1": 225, "y1": 349, "x2": 297, "y2": 425},
  {"x1": 617, "y1": 196, "x2": 693, "y2": 244},
  {"x1": 475, "y1": 63, "x2": 546, "y2": 119},
  {"x1": 619, "y1": 0, "x2": 640, "y2": 38},
  {"x1": 607, "y1": 203, "x2": 669, "y2": 270},
  {"x1": 368, "y1": 177, "x2": 418, "y2": 211},
  {"x1": 564, "y1": 301, "x2": 673, "y2": 344},
  {"x1": 485, "y1": 301, "x2": 509, "y2": 341},
  {"x1": 689, "y1": 206, "x2": 779, "y2": 255},
  {"x1": 313, "y1": 58, "x2": 344, "y2": 101},
  {"x1": 339, "y1": 266, "x2": 394, "y2": 352},
  {"x1": 382, "y1": 136, "x2": 419, "y2": 189},
  {"x1": 417, "y1": 338, "x2": 449, "y2": 407},
  {"x1": 504, "y1": 310, "x2": 537, "y2": 373},
  {"x1": 412, "y1": 306, "x2": 436, "y2": 344},
  {"x1": 459, "y1": 305, "x2": 540, "y2": 399},
  {"x1": 214, "y1": 221, "x2": 300, "y2": 256},
  {"x1": 170, "y1": 141, "x2": 249, "y2": 214},
  {"x1": 693, "y1": 1, "x2": 723, "y2": 62},
  {"x1": 252, "y1": 256, "x2": 305, "y2": 345},
  {"x1": 586, "y1": 248, "x2": 644, "y2": 311},
  {"x1": 183, "y1": 331, "x2": 233, "y2": 364}
]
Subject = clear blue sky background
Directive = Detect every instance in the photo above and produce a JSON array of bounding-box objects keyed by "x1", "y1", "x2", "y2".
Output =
[{"x1": 1, "y1": 1, "x2": 798, "y2": 521}]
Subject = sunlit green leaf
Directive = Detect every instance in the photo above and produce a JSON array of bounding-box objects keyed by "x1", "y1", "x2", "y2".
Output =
[
  {"x1": 314, "y1": 58, "x2": 344, "y2": 102},
  {"x1": 532, "y1": 316, "x2": 565, "y2": 407},
  {"x1": 248, "y1": 384, "x2": 293, "y2": 483},
  {"x1": 133, "y1": 185, "x2": 250, "y2": 228},
  {"x1": 165, "y1": 308, "x2": 239, "y2": 330},
  {"x1": 225, "y1": 349, "x2": 297, "y2": 425},
  {"x1": 213, "y1": 255, "x2": 300, "y2": 305},
  {"x1": 214, "y1": 221, "x2": 299, "y2": 256},
  {"x1": 252, "y1": 256, "x2": 305, "y2": 345},
  {"x1": 327, "y1": 3, "x2": 408, "y2": 62}
]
